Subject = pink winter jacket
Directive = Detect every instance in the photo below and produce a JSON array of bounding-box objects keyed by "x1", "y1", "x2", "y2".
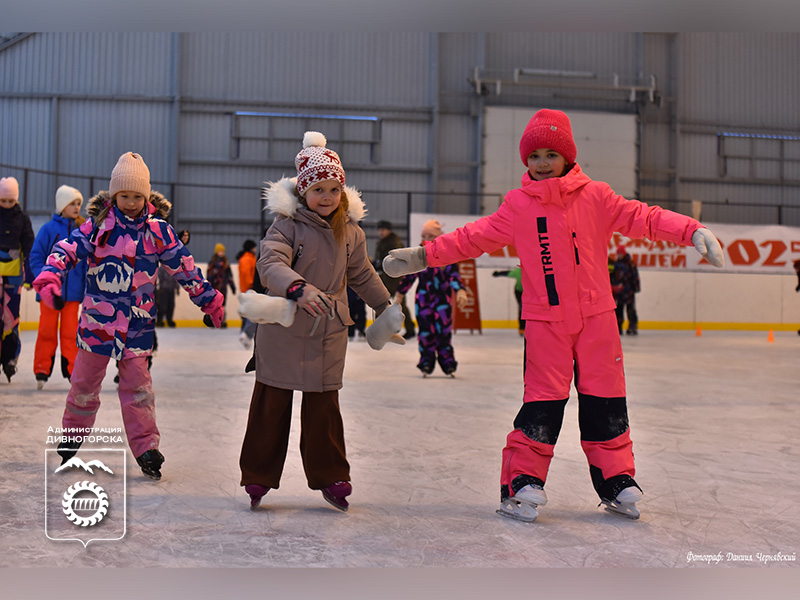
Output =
[{"x1": 425, "y1": 164, "x2": 703, "y2": 333}]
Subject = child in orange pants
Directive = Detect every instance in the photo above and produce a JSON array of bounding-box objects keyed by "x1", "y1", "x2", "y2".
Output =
[{"x1": 29, "y1": 185, "x2": 88, "y2": 388}]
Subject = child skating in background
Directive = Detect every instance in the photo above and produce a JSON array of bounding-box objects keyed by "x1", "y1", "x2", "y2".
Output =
[
  {"x1": 237, "y1": 131, "x2": 404, "y2": 512},
  {"x1": 29, "y1": 185, "x2": 88, "y2": 389},
  {"x1": 33, "y1": 152, "x2": 224, "y2": 479},
  {"x1": 384, "y1": 109, "x2": 725, "y2": 522},
  {"x1": 207, "y1": 243, "x2": 236, "y2": 328},
  {"x1": 394, "y1": 219, "x2": 468, "y2": 377},
  {"x1": 492, "y1": 265, "x2": 524, "y2": 335},
  {"x1": 236, "y1": 239, "x2": 258, "y2": 348},
  {"x1": 0, "y1": 176, "x2": 35, "y2": 383}
]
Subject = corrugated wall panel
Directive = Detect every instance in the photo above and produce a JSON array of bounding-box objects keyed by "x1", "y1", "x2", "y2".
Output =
[
  {"x1": 680, "y1": 33, "x2": 800, "y2": 130},
  {"x1": 0, "y1": 98, "x2": 53, "y2": 215},
  {"x1": 0, "y1": 32, "x2": 172, "y2": 96},
  {"x1": 181, "y1": 33, "x2": 431, "y2": 108},
  {"x1": 3, "y1": 32, "x2": 800, "y2": 256},
  {"x1": 57, "y1": 100, "x2": 173, "y2": 184}
]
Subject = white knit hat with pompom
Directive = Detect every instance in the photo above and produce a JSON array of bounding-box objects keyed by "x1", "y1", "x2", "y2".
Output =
[
  {"x1": 55, "y1": 185, "x2": 83, "y2": 215},
  {"x1": 294, "y1": 131, "x2": 346, "y2": 196}
]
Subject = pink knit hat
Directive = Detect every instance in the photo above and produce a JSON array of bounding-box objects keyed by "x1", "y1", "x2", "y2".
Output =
[
  {"x1": 109, "y1": 152, "x2": 151, "y2": 199},
  {"x1": 295, "y1": 132, "x2": 345, "y2": 197},
  {"x1": 519, "y1": 109, "x2": 577, "y2": 166},
  {"x1": 0, "y1": 177, "x2": 19, "y2": 202},
  {"x1": 421, "y1": 219, "x2": 443, "y2": 239}
]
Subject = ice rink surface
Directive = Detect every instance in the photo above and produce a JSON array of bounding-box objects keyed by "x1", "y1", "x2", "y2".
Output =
[{"x1": 1, "y1": 326, "x2": 798, "y2": 580}]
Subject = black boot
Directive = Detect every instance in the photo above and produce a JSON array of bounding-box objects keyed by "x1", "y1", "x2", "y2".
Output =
[{"x1": 136, "y1": 449, "x2": 165, "y2": 480}]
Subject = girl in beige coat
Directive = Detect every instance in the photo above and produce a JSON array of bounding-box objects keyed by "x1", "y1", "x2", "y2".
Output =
[{"x1": 239, "y1": 132, "x2": 404, "y2": 512}]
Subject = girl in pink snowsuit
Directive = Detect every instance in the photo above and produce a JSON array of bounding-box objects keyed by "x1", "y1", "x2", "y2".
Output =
[{"x1": 383, "y1": 109, "x2": 724, "y2": 521}]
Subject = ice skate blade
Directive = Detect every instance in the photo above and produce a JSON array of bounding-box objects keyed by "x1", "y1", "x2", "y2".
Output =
[
  {"x1": 323, "y1": 496, "x2": 349, "y2": 512},
  {"x1": 600, "y1": 500, "x2": 640, "y2": 520},
  {"x1": 496, "y1": 499, "x2": 538, "y2": 523}
]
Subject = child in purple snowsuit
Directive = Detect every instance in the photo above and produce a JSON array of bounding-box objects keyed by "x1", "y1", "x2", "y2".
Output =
[{"x1": 395, "y1": 220, "x2": 468, "y2": 376}]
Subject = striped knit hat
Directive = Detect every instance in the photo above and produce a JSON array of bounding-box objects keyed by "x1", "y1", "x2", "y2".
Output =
[{"x1": 295, "y1": 132, "x2": 345, "y2": 197}]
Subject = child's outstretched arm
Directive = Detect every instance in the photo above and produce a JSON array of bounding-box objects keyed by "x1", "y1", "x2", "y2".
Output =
[
  {"x1": 603, "y1": 185, "x2": 724, "y2": 269},
  {"x1": 383, "y1": 245, "x2": 427, "y2": 277},
  {"x1": 386, "y1": 203, "x2": 515, "y2": 278},
  {"x1": 158, "y1": 233, "x2": 224, "y2": 326}
]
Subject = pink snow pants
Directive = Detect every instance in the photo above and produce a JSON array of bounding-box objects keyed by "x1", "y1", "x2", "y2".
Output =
[
  {"x1": 62, "y1": 348, "x2": 159, "y2": 458},
  {"x1": 501, "y1": 310, "x2": 635, "y2": 496}
]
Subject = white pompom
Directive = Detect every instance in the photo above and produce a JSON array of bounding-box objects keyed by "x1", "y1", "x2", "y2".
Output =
[{"x1": 303, "y1": 131, "x2": 327, "y2": 149}]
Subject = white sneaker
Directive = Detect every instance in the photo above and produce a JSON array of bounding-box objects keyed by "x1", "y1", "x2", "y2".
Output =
[{"x1": 238, "y1": 332, "x2": 252, "y2": 349}]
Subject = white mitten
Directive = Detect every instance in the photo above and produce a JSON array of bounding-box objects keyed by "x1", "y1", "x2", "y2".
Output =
[
  {"x1": 691, "y1": 228, "x2": 725, "y2": 268},
  {"x1": 365, "y1": 303, "x2": 406, "y2": 350},
  {"x1": 238, "y1": 290, "x2": 297, "y2": 327},
  {"x1": 383, "y1": 246, "x2": 427, "y2": 277}
]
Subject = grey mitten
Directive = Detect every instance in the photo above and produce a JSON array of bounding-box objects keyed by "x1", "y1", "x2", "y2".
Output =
[
  {"x1": 382, "y1": 246, "x2": 427, "y2": 278},
  {"x1": 237, "y1": 291, "x2": 297, "y2": 327},
  {"x1": 691, "y1": 228, "x2": 724, "y2": 268},
  {"x1": 365, "y1": 303, "x2": 406, "y2": 350}
]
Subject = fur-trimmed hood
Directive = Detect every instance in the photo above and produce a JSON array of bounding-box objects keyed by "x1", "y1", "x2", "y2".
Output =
[
  {"x1": 86, "y1": 190, "x2": 171, "y2": 220},
  {"x1": 262, "y1": 177, "x2": 366, "y2": 223}
]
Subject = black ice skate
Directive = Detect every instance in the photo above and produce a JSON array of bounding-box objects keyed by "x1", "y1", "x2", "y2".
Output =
[
  {"x1": 417, "y1": 363, "x2": 434, "y2": 378},
  {"x1": 136, "y1": 449, "x2": 165, "y2": 480},
  {"x1": 3, "y1": 362, "x2": 16, "y2": 383},
  {"x1": 57, "y1": 439, "x2": 83, "y2": 465},
  {"x1": 36, "y1": 373, "x2": 48, "y2": 390},
  {"x1": 496, "y1": 483, "x2": 547, "y2": 523},
  {"x1": 321, "y1": 481, "x2": 352, "y2": 512},
  {"x1": 1, "y1": 331, "x2": 19, "y2": 382}
]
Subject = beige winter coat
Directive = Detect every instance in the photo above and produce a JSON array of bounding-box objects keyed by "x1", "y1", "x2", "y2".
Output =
[{"x1": 254, "y1": 177, "x2": 390, "y2": 392}]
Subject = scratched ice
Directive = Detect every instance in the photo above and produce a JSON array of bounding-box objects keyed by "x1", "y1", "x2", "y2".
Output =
[{"x1": 1, "y1": 328, "x2": 797, "y2": 567}]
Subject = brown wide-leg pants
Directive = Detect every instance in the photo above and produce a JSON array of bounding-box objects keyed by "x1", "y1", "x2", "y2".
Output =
[{"x1": 239, "y1": 381, "x2": 350, "y2": 490}]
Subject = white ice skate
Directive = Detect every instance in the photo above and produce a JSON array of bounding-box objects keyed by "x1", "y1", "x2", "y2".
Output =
[
  {"x1": 496, "y1": 484, "x2": 548, "y2": 523},
  {"x1": 600, "y1": 486, "x2": 643, "y2": 520}
]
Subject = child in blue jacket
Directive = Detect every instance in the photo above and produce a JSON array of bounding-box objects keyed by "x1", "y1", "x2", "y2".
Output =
[{"x1": 29, "y1": 185, "x2": 88, "y2": 388}]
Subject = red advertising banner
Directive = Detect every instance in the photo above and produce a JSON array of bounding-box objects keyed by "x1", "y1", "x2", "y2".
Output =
[
  {"x1": 453, "y1": 259, "x2": 481, "y2": 333},
  {"x1": 610, "y1": 223, "x2": 800, "y2": 274}
]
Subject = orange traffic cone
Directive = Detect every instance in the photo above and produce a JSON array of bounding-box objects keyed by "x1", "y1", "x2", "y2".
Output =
[
  {"x1": 696, "y1": 326, "x2": 702, "y2": 337},
  {"x1": 767, "y1": 330, "x2": 774, "y2": 343}
]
